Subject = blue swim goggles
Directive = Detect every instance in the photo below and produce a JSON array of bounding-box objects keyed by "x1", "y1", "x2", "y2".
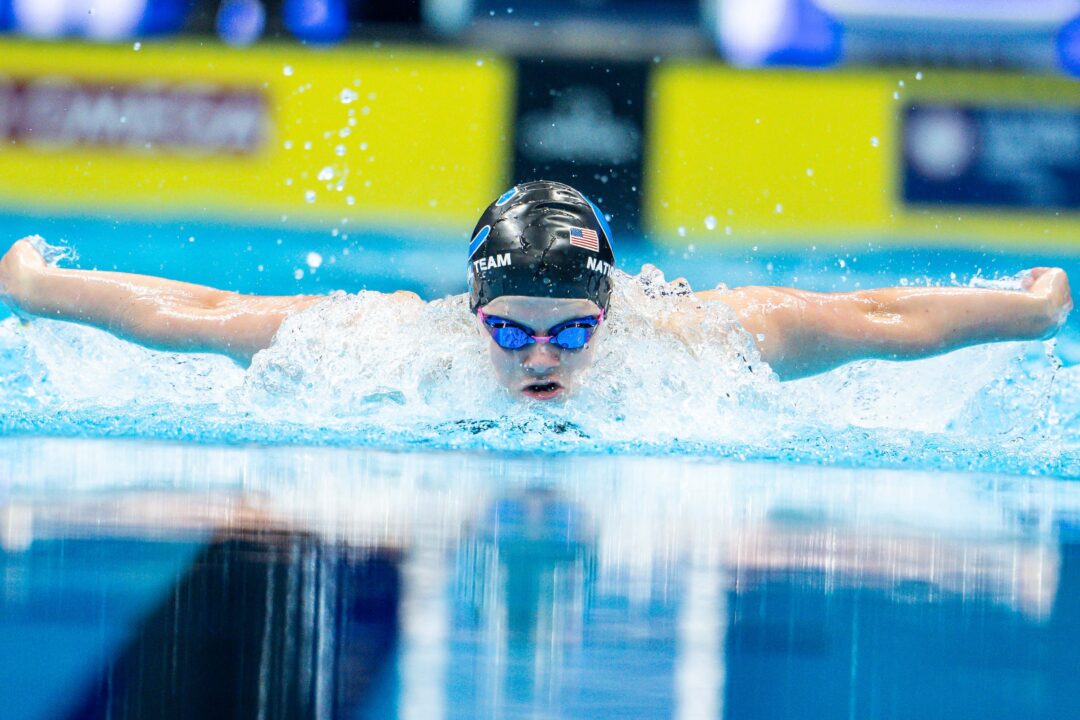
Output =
[{"x1": 477, "y1": 309, "x2": 604, "y2": 351}]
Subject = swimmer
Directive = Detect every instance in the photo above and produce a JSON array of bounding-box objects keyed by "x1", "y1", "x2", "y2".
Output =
[{"x1": 0, "y1": 181, "x2": 1072, "y2": 401}]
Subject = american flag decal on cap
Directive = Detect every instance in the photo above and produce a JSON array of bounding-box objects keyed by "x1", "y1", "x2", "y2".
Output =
[{"x1": 569, "y1": 227, "x2": 600, "y2": 253}]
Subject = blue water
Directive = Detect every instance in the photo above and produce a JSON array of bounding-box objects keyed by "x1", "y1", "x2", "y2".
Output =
[
  {"x1": 2, "y1": 438, "x2": 1080, "y2": 719},
  {"x1": 2, "y1": 211, "x2": 1080, "y2": 718},
  {"x1": 1, "y1": 212, "x2": 1077, "y2": 477}
]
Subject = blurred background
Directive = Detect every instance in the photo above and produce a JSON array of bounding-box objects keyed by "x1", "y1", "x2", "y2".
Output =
[{"x1": 0, "y1": 0, "x2": 1077, "y2": 297}]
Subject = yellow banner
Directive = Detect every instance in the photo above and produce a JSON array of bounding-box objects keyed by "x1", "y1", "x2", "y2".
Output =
[
  {"x1": 0, "y1": 39, "x2": 513, "y2": 229},
  {"x1": 646, "y1": 65, "x2": 1080, "y2": 247}
]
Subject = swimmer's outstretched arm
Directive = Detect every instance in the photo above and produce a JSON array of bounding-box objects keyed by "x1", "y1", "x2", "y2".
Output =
[
  {"x1": 0, "y1": 238, "x2": 323, "y2": 364},
  {"x1": 705, "y1": 267, "x2": 1073, "y2": 380}
]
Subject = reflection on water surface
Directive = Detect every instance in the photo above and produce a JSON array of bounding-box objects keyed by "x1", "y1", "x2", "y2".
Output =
[{"x1": 1, "y1": 439, "x2": 1079, "y2": 719}]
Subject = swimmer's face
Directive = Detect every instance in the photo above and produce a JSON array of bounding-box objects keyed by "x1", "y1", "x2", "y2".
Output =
[{"x1": 478, "y1": 296, "x2": 604, "y2": 402}]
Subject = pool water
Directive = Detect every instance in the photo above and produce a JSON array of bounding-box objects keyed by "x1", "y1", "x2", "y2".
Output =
[
  {"x1": 0, "y1": 213, "x2": 1077, "y2": 476},
  {"x1": 2, "y1": 438, "x2": 1079, "y2": 719},
  {"x1": 0, "y1": 213, "x2": 1079, "y2": 718}
]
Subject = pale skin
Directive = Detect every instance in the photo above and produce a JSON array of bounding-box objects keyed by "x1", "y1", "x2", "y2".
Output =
[{"x1": 0, "y1": 237, "x2": 1072, "y2": 400}]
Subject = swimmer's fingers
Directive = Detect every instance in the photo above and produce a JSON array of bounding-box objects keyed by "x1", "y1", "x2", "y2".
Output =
[
  {"x1": 0, "y1": 239, "x2": 48, "y2": 319},
  {"x1": 1021, "y1": 267, "x2": 1052, "y2": 291},
  {"x1": 1026, "y1": 268, "x2": 1073, "y2": 337}
]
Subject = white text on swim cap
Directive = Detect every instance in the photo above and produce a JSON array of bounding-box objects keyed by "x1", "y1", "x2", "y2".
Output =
[
  {"x1": 586, "y1": 257, "x2": 612, "y2": 276},
  {"x1": 473, "y1": 253, "x2": 512, "y2": 273}
]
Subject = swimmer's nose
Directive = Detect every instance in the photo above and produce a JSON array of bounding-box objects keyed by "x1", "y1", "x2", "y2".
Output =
[{"x1": 521, "y1": 341, "x2": 560, "y2": 373}]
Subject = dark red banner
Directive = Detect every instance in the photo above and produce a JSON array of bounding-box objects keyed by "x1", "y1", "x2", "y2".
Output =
[{"x1": 0, "y1": 78, "x2": 269, "y2": 155}]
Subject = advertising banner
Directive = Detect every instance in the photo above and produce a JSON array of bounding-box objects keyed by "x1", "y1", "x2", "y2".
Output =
[
  {"x1": 903, "y1": 105, "x2": 1080, "y2": 212},
  {"x1": 512, "y1": 59, "x2": 649, "y2": 235},
  {"x1": 646, "y1": 64, "x2": 1080, "y2": 247},
  {"x1": 0, "y1": 40, "x2": 513, "y2": 230}
]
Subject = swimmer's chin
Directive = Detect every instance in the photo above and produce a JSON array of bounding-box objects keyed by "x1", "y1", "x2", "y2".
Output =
[{"x1": 519, "y1": 380, "x2": 567, "y2": 402}]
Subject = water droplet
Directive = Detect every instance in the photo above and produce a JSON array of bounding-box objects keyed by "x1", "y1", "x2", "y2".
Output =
[
  {"x1": 346, "y1": 195, "x2": 356, "y2": 206},
  {"x1": 257, "y1": 264, "x2": 264, "y2": 272},
  {"x1": 805, "y1": 168, "x2": 814, "y2": 177},
  {"x1": 677, "y1": 226, "x2": 687, "y2": 237},
  {"x1": 898, "y1": 80, "x2": 905, "y2": 87},
  {"x1": 915, "y1": 71, "x2": 923, "y2": 80},
  {"x1": 306, "y1": 252, "x2": 323, "y2": 269},
  {"x1": 133, "y1": 42, "x2": 141, "y2": 51},
  {"x1": 339, "y1": 88, "x2": 358, "y2": 104},
  {"x1": 774, "y1": 203, "x2": 783, "y2": 214},
  {"x1": 293, "y1": 268, "x2": 304, "y2": 280},
  {"x1": 335, "y1": 144, "x2": 346, "y2": 157},
  {"x1": 724, "y1": 226, "x2": 732, "y2": 235},
  {"x1": 317, "y1": 166, "x2": 334, "y2": 181},
  {"x1": 704, "y1": 215, "x2": 717, "y2": 230},
  {"x1": 359, "y1": 142, "x2": 368, "y2": 151},
  {"x1": 893, "y1": 91, "x2": 900, "y2": 100},
  {"x1": 283, "y1": 140, "x2": 293, "y2": 150},
  {"x1": 756, "y1": 333, "x2": 765, "y2": 341},
  {"x1": 303, "y1": 141, "x2": 312, "y2": 150},
  {"x1": 305, "y1": 190, "x2": 316, "y2": 203},
  {"x1": 284, "y1": 178, "x2": 293, "y2": 186},
  {"x1": 870, "y1": 136, "x2": 879, "y2": 147},
  {"x1": 838, "y1": 258, "x2": 846, "y2": 268},
  {"x1": 283, "y1": 65, "x2": 293, "y2": 76},
  {"x1": 187, "y1": 236, "x2": 195, "y2": 243},
  {"x1": 476, "y1": 59, "x2": 485, "y2": 66},
  {"x1": 339, "y1": 127, "x2": 351, "y2": 138}
]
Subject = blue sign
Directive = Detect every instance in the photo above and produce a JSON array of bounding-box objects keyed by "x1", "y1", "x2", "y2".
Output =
[{"x1": 903, "y1": 104, "x2": 1080, "y2": 211}]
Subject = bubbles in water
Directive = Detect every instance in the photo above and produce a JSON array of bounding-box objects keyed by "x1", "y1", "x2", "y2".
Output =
[
  {"x1": 346, "y1": 195, "x2": 356, "y2": 205},
  {"x1": 774, "y1": 203, "x2": 783, "y2": 214},
  {"x1": 133, "y1": 42, "x2": 141, "y2": 51},
  {"x1": 915, "y1": 71, "x2": 923, "y2": 80},
  {"x1": 806, "y1": 168, "x2": 814, "y2": 177},
  {"x1": 293, "y1": 269, "x2": 304, "y2": 280},
  {"x1": 677, "y1": 226, "x2": 687, "y2": 237},
  {"x1": 339, "y1": 88, "x2": 358, "y2": 104},
  {"x1": 317, "y1": 166, "x2": 334, "y2": 181},
  {"x1": 704, "y1": 215, "x2": 717, "y2": 231},
  {"x1": 283, "y1": 65, "x2": 293, "y2": 76},
  {"x1": 870, "y1": 136, "x2": 880, "y2": 147},
  {"x1": 305, "y1": 190, "x2": 316, "y2": 203},
  {"x1": 306, "y1": 252, "x2": 323, "y2": 269}
]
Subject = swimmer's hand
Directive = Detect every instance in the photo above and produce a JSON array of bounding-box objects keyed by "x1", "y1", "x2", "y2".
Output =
[
  {"x1": 1021, "y1": 267, "x2": 1072, "y2": 339},
  {"x1": 0, "y1": 238, "x2": 47, "y2": 318}
]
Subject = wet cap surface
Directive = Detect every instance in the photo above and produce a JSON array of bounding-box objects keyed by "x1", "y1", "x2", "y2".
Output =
[{"x1": 468, "y1": 180, "x2": 616, "y2": 312}]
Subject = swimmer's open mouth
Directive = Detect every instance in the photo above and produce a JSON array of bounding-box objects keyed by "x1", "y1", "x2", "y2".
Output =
[{"x1": 522, "y1": 381, "x2": 564, "y2": 400}]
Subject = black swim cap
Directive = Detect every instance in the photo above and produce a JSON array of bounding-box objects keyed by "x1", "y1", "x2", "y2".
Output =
[{"x1": 467, "y1": 180, "x2": 616, "y2": 312}]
